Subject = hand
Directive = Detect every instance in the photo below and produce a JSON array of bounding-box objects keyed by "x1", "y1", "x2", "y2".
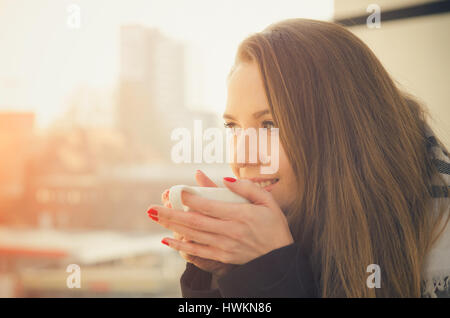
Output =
[
  {"x1": 151, "y1": 177, "x2": 294, "y2": 265},
  {"x1": 159, "y1": 170, "x2": 236, "y2": 277}
]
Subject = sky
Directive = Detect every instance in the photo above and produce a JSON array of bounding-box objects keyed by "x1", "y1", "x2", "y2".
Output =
[{"x1": 0, "y1": 0, "x2": 334, "y2": 128}]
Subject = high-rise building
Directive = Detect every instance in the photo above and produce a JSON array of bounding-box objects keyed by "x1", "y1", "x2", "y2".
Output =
[
  {"x1": 0, "y1": 111, "x2": 35, "y2": 225},
  {"x1": 118, "y1": 25, "x2": 188, "y2": 162},
  {"x1": 0, "y1": 112, "x2": 35, "y2": 200}
]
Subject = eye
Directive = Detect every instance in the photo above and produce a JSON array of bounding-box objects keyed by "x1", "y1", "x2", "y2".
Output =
[
  {"x1": 262, "y1": 120, "x2": 275, "y2": 129},
  {"x1": 223, "y1": 122, "x2": 236, "y2": 128}
]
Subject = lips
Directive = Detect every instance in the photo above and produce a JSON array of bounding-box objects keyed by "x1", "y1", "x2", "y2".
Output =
[{"x1": 243, "y1": 177, "x2": 280, "y2": 189}]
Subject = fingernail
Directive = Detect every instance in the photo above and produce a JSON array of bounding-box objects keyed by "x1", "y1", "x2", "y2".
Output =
[
  {"x1": 161, "y1": 239, "x2": 169, "y2": 246},
  {"x1": 224, "y1": 177, "x2": 236, "y2": 182},
  {"x1": 147, "y1": 208, "x2": 158, "y2": 217},
  {"x1": 196, "y1": 170, "x2": 202, "y2": 174},
  {"x1": 149, "y1": 215, "x2": 158, "y2": 222}
]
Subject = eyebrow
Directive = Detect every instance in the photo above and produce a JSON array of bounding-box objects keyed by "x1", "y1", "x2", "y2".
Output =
[{"x1": 222, "y1": 109, "x2": 270, "y2": 120}]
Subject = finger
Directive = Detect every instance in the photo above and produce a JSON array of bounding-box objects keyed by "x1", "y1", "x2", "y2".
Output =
[
  {"x1": 174, "y1": 231, "x2": 183, "y2": 240},
  {"x1": 162, "y1": 237, "x2": 232, "y2": 264},
  {"x1": 183, "y1": 253, "x2": 198, "y2": 264},
  {"x1": 147, "y1": 205, "x2": 232, "y2": 236},
  {"x1": 159, "y1": 221, "x2": 233, "y2": 250},
  {"x1": 180, "y1": 191, "x2": 247, "y2": 220},
  {"x1": 164, "y1": 201, "x2": 172, "y2": 209},
  {"x1": 184, "y1": 254, "x2": 220, "y2": 270},
  {"x1": 175, "y1": 235, "x2": 190, "y2": 260},
  {"x1": 223, "y1": 177, "x2": 273, "y2": 206},
  {"x1": 174, "y1": 232, "x2": 196, "y2": 245},
  {"x1": 161, "y1": 189, "x2": 170, "y2": 203},
  {"x1": 195, "y1": 170, "x2": 217, "y2": 187}
]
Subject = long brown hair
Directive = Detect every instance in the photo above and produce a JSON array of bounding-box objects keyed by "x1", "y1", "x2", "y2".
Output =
[{"x1": 229, "y1": 18, "x2": 450, "y2": 297}]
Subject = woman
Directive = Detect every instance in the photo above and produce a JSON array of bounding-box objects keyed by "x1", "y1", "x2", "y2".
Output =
[{"x1": 147, "y1": 18, "x2": 450, "y2": 297}]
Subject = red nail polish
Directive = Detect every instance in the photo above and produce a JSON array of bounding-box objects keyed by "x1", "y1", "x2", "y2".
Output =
[
  {"x1": 147, "y1": 208, "x2": 158, "y2": 216},
  {"x1": 161, "y1": 239, "x2": 169, "y2": 246},
  {"x1": 149, "y1": 215, "x2": 158, "y2": 222},
  {"x1": 224, "y1": 177, "x2": 236, "y2": 182}
]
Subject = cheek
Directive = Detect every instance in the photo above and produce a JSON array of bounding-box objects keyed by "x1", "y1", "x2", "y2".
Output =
[
  {"x1": 274, "y1": 170, "x2": 297, "y2": 209},
  {"x1": 272, "y1": 148, "x2": 298, "y2": 208}
]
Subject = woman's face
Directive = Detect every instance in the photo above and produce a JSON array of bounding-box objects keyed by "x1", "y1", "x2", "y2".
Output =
[{"x1": 224, "y1": 61, "x2": 298, "y2": 211}]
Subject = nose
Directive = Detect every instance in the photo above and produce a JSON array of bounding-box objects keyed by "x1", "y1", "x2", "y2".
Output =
[{"x1": 235, "y1": 131, "x2": 257, "y2": 168}]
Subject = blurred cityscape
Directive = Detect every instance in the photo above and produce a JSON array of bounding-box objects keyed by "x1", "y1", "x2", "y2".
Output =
[
  {"x1": 2, "y1": 0, "x2": 447, "y2": 299},
  {"x1": 0, "y1": 24, "x2": 229, "y2": 297}
]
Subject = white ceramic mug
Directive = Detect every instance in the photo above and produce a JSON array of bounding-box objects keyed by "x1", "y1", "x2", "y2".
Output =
[{"x1": 168, "y1": 185, "x2": 250, "y2": 211}]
